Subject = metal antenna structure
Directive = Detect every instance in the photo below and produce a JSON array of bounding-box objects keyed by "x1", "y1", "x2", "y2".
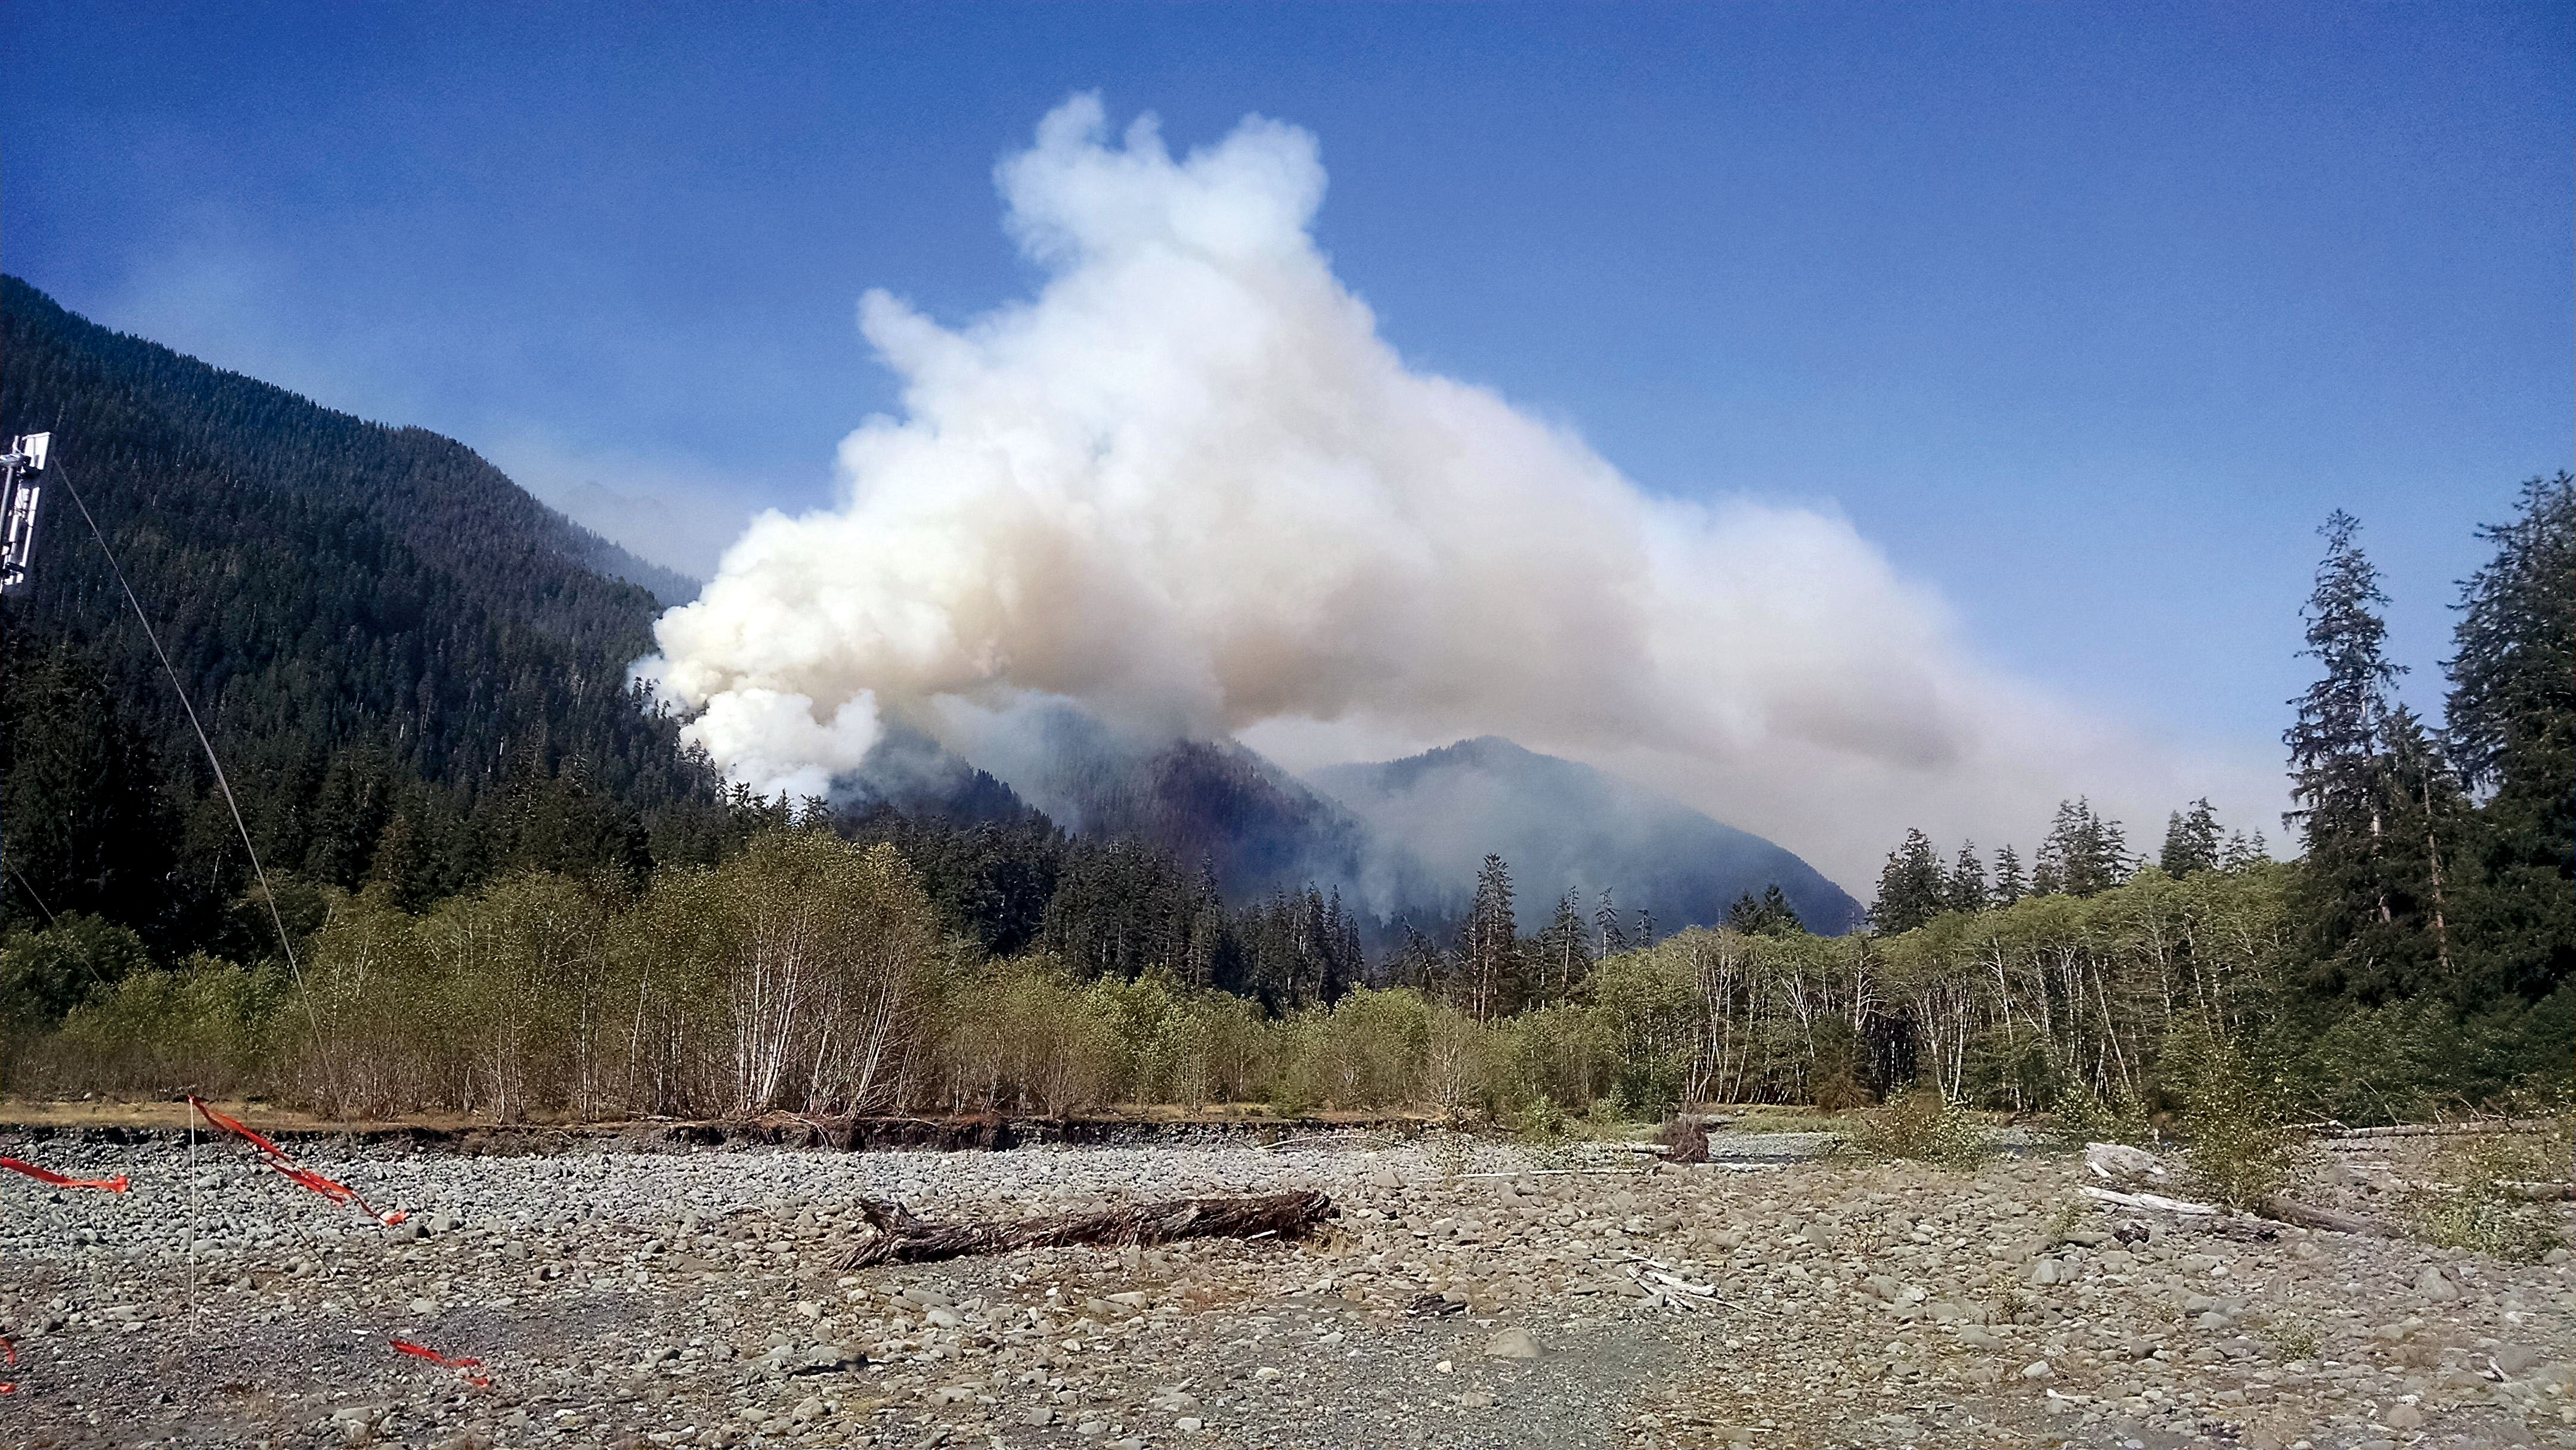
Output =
[{"x1": 1, "y1": 431, "x2": 49, "y2": 594}]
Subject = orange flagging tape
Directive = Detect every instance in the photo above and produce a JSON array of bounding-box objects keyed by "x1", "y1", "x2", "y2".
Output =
[
  {"x1": 391, "y1": 1337, "x2": 490, "y2": 1387},
  {"x1": 0, "y1": 1157, "x2": 129, "y2": 1192},
  {"x1": 3, "y1": 1329, "x2": 16, "y2": 1393},
  {"x1": 187, "y1": 1098, "x2": 406, "y2": 1226}
]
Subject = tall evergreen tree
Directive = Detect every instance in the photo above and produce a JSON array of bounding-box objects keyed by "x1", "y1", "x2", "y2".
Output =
[
  {"x1": 2285, "y1": 511, "x2": 2459, "y2": 1001},
  {"x1": 1391, "y1": 919, "x2": 1444, "y2": 992},
  {"x1": 2219, "y1": 830, "x2": 2269, "y2": 872},
  {"x1": 1460, "y1": 853, "x2": 1518, "y2": 1020},
  {"x1": 2028, "y1": 851, "x2": 2061, "y2": 898},
  {"x1": 2036, "y1": 798, "x2": 2130, "y2": 897},
  {"x1": 1535, "y1": 889, "x2": 1592, "y2": 1003},
  {"x1": 1871, "y1": 828, "x2": 1946, "y2": 932},
  {"x1": 2159, "y1": 798, "x2": 2224, "y2": 878},
  {"x1": 1724, "y1": 884, "x2": 1804, "y2": 936},
  {"x1": 1945, "y1": 842, "x2": 1989, "y2": 914},
  {"x1": 0, "y1": 643, "x2": 178, "y2": 943},
  {"x1": 2382, "y1": 705, "x2": 2467, "y2": 983},
  {"x1": 1992, "y1": 845, "x2": 2026, "y2": 907},
  {"x1": 1593, "y1": 886, "x2": 1626, "y2": 956},
  {"x1": 2443, "y1": 473, "x2": 2576, "y2": 1005}
]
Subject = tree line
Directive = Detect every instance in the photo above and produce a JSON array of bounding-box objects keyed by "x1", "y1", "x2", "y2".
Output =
[
  {"x1": 4, "y1": 476, "x2": 2568, "y2": 1125},
  {"x1": 1871, "y1": 479, "x2": 2568, "y2": 1028}
]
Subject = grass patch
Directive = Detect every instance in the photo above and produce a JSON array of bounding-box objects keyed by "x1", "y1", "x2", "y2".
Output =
[
  {"x1": 2266, "y1": 1316, "x2": 2323, "y2": 1363},
  {"x1": 2404, "y1": 1120, "x2": 2569, "y2": 1263}
]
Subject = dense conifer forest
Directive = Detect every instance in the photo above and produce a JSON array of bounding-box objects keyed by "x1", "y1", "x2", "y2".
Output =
[{"x1": 1, "y1": 274, "x2": 2566, "y2": 1127}]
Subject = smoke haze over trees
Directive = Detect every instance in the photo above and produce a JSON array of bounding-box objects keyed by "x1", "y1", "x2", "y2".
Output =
[
  {"x1": 636, "y1": 96, "x2": 2270, "y2": 885},
  {"x1": 0, "y1": 219, "x2": 2566, "y2": 1133}
]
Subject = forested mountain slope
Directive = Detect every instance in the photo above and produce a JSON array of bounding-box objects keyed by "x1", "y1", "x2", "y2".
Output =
[
  {"x1": 1009, "y1": 711, "x2": 1371, "y2": 900},
  {"x1": 0, "y1": 277, "x2": 726, "y2": 939},
  {"x1": 1314, "y1": 736, "x2": 1863, "y2": 936}
]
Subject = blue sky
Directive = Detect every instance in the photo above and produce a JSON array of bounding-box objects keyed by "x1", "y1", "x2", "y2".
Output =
[{"x1": 5, "y1": 1, "x2": 2568, "y2": 796}]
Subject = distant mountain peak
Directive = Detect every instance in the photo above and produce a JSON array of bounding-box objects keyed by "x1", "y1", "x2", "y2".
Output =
[{"x1": 1312, "y1": 737, "x2": 1861, "y2": 934}]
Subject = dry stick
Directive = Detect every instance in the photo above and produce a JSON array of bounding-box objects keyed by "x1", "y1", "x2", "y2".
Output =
[
  {"x1": 54, "y1": 462, "x2": 320, "y2": 1041},
  {"x1": 2498, "y1": 1182, "x2": 2576, "y2": 1203},
  {"x1": 1619, "y1": 1256, "x2": 1778, "y2": 1318},
  {"x1": 2080, "y1": 1185, "x2": 2222, "y2": 1217},
  {"x1": 2331, "y1": 1173, "x2": 2576, "y2": 1203},
  {"x1": 835, "y1": 1190, "x2": 1334, "y2": 1269},
  {"x1": 1260, "y1": 1132, "x2": 1388, "y2": 1153}
]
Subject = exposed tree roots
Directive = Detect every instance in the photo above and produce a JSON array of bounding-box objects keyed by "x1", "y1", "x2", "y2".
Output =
[{"x1": 834, "y1": 1189, "x2": 1336, "y2": 1269}]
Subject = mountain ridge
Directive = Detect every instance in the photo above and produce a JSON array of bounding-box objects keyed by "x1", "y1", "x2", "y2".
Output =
[
  {"x1": 1312, "y1": 735, "x2": 1863, "y2": 935},
  {"x1": 2, "y1": 275, "x2": 1857, "y2": 953},
  {"x1": 0, "y1": 274, "x2": 719, "y2": 864}
]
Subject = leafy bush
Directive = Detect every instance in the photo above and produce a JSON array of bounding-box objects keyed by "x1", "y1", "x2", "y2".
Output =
[
  {"x1": 2405, "y1": 1123, "x2": 2569, "y2": 1263},
  {"x1": 2164, "y1": 1022, "x2": 2312, "y2": 1210},
  {"x1": 1582, "y1": 950, "x2": 1695, "y2": 1119},
  {"x1": 1503, "y1": 1092, "x2": 1571, "y2": 1142},
  {"x1": 2267, "y1": 1316, "x2": 2323, "y2": 1363},
  {"x1": 1498, "y1": 1004, "x2": 1610, "y2": 1117},
  {"x1": 1807, "y1": 1017, "x2": 1872, "y2": 1111},
  {"x1": 1299, "y1": 988, "x2": 1435, "y2": 1108},
  {"x1": 2054, "y1": 1075, "x2": 2153, "y2": 1145},
  {"x1": 48, "y1": 955, "x2": 287, "y2": 1094},
  {"x1": 1, "y1": 914, "x2": 153, "y2": 1024},
  {"x1": 1844, "y1": 1089, "x2": 1993, "y2": 1168}
]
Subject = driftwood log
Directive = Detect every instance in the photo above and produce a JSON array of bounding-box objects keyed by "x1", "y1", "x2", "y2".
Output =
[
  {"x1": 835, "y1": 1189, "x2": 1335, "y2": 1269},
  {"x1": 2319, "y1": 1119, "x2": 2559, "y2": 1140},
  {"x1": 2083, "y1": 1143, "x2": 2413, "y2": 1238},
  {"x1": 2261, "y1": 1196, "x2": 2405, "y2": 1239}
]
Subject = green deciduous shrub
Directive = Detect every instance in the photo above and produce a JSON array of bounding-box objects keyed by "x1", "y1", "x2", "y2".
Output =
[
  {"x1": 1, "y1": 913, "x2": 154, "y2": 1024},
  {"x1": 2163, "y1": 1020, "x2": 2312, "y2": 1211},
  {"x1": 1844, "y1": 1088, "x2": 1994, "y2": 1168},
  {"x1": 2404, "y1": 1120, "x2": 2569, "y2": 1263},
  {"x1": 2054, "y1": 1074, "x2": 2153, "y2": 1145}
]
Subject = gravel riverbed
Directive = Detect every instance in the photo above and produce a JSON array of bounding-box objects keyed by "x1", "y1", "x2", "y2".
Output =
[{"x1": 5, "y1": 1129, "x2": 2572, "y2": 1449}]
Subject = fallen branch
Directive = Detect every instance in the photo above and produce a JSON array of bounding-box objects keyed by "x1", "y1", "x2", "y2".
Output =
[
  {"x1": 1618, "y1": 1257, "x2": 1778, "y2": 1317},
  {"x1": 834, "y1": 1190, "x2": 1334, "y2": 1269},
  {"x1": 2080, "y1": 1185, "x2": 2397, "y2": 1240},
  {"x1": 2261, "y1": 1197, "x2": 2404, "y2": 1239},
  {"x1": 2351, "y1": 1176, "x2": 2576, "y2": 1203},
  {"x1": 2080, "y1": 1185, "x2": 2220, "y2": 1216},
  {"x1": 2500, "y1": 1181, "x2": 2576, "y2": 1202},
  {"x1": 2323, "y1": 1119, "x2": 2559, "y2": 1141},
  {"x1": 1260, "y1": 1132, "x2": 1390, "y2": 1153}
]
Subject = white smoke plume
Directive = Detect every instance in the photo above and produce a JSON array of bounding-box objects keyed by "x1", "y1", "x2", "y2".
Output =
[{"x1": 638, "y1": 95, "x2": 2273, "y2": 885}]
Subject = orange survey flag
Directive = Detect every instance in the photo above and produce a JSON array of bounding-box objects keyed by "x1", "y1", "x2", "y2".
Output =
[
  {"x1": 188, "y1": 1098, "x2": 406, "y2": 1225},
  {"x1": 391, "y1": 1337, "x2": 490, "y2": 1387},
  {"x1": 0, "y1": 1157, "x2": 129, "y2": 1192}
]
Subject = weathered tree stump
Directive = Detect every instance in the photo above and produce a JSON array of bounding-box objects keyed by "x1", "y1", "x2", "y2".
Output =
[{"x1": 834, "y1": 1189, "x2": 1336, "y2": 1269}]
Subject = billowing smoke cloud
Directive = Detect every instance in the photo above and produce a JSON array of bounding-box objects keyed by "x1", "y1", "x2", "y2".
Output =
[{"x1": 639, "y1": 95, "x2": 2272, "y2": 884}]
